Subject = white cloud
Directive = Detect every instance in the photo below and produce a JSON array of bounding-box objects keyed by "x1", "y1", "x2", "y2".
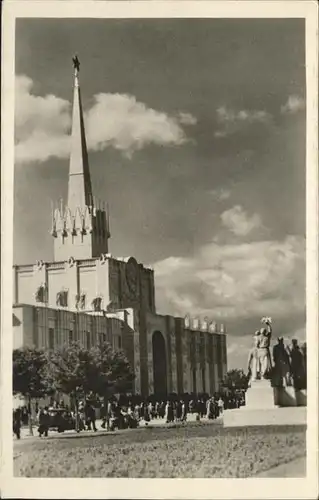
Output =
[
  {"x1": 153, "y1": 235, "x2": 305, "y2": 324},
  {"x1": 85, "y1": 93, "x2": 195, "y2": 157},
  {"x1": 220, "y1": 205, "x2": 262, "y2": 236},
  {"x1": 15, "y1": 75, "x2": 196, "y2": 164},
  {"x1": 178, "y1": 112, "x2": 198, "y2": 126},
  {"x1": 209, "y1": 188, "x2": 231, "y2": 201},
  {"x1": 15, "y1": 76, "x2": 71, "y2": 164},
  {"x1": 215, "y1": 106, "x2": 271, "y2": 138},
  {"x1": 281, "y1": 95, "x2": 305, "y2": 115}
]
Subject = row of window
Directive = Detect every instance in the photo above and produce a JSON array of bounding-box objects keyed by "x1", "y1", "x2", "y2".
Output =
[{"x1": 48, "y1": 328, "x2": 121, "y2": 350}]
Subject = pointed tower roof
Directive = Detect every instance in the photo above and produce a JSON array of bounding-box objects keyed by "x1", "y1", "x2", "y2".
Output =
[
  {"x1": 67, "y1": 55, "x2": 93, "y2": 212},
  {"x1": 52, "y1": 56, "x2": 110, "y2": 262}
]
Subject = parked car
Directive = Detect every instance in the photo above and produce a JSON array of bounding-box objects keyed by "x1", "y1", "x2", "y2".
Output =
[{"x1": 48, "y1": 409, "x2": 76, "y2": 433}]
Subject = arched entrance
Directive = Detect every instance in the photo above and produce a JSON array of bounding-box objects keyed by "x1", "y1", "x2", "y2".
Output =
[{"x1": 152, "y1": 331, "x2": 168, "y2": 396}]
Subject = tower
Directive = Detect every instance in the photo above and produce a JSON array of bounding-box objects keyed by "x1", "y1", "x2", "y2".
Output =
[{"x1": 51, "y1": 56, "x2": 110, "y2": 261}]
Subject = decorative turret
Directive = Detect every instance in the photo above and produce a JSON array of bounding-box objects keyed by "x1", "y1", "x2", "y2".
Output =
[{"x1": 52, "y1": 55, "x2": 110, "y2": 261}]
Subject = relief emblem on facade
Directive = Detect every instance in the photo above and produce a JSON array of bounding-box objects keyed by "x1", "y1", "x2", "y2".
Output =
[
  {"x1": 125, "y1": 257, "x2": 139, "y2": 297},
  {"x1": 34, "y1": 260, "x2": 44, "y2": 272},
  {"x1": 99, "y1": 253, "x2": 108, "y2": 264},
  {"x1": 67, "y1": 256, "x2": 76, "y2": 268}
]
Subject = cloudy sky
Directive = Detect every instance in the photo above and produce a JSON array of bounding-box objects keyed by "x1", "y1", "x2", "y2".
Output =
[{"x1": 14, "y1": 18, "x2": 306, "y2": 369}]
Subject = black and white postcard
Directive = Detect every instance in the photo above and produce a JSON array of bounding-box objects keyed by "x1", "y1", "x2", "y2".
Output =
[{"x1": 1, "y1": 1, "x2": 318, "y2": 498}]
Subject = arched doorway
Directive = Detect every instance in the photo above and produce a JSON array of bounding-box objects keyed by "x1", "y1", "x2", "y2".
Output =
[{"x1": 152, "y1": 331, "x2": 168, "y2": 396}]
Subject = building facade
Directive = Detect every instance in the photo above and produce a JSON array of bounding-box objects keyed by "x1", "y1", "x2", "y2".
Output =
[{"x1": 13, "y1": 60, "x2": 227, "y2": 397}]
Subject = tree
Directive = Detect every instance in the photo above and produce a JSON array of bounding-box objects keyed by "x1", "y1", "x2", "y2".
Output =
[
  {"x1": 222, "y1": 369, "x2": 249, "y2": 392},
  {"x1": 46, "y1": 341, "x2": 134, "y2": 430},
  {"x1": 13, "y1": 347, "x2": 53, "y2": 435},
  {"x1": 89, "y1": 342, "x2": 135, "y2": 400}
]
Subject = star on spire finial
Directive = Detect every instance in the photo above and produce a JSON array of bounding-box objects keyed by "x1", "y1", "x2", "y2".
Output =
[{"x1": 72, "y1": 54, "x2": 80, "y2": 75}]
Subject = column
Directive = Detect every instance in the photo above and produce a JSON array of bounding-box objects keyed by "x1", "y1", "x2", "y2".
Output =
[
  {"x1": 147, "y1": 333, "x2": 154, "y2": 395},
  {"x1": 133, "y1": 331, "x2": 141, "y2": 395},
  {"x1": 212, "y1": 334, "x2": 219, "y2": 393},
  {"x1": 205, "y1": 333, "x2": 210, "y2": 395},
  {"x1": 13, "y1": 267, "x2": 17, "y2": 304},
  {"x1": 170, "y1": 329, "x2": 178, "y2": 393},
  {"x1": 196, "y1": 332, "x2": 203, "y2": 393},
  {"x1": 181, "y1": 329, "x2": 189, "y2": 393}
]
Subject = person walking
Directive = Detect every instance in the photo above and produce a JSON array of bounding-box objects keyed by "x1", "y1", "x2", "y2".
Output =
[
  {"x1": 181, "y1": 400, "x2": 187, "y2": 422},
  {"x1": 38, "y1": 406, "x2": 50, "y2": 437},
  {"x1": 218, "y1": 397, "x2": 224, "y2": 415},
  {"x1": 13, "y1": 408, "x2": 21, "y2": 439},
  {"x1": 85, "y1": 402, "x2": 97, "y2": 431}
]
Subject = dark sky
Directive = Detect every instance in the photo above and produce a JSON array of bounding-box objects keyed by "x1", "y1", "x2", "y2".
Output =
[{"x1": 14, "y1": 19, "x2": 306, "y2": 368}]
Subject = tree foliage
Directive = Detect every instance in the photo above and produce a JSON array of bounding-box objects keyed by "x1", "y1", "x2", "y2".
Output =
[
  {"x1": 90, "y1": 342, "x2": 135, "y2": 397},
  {"x1": 13, "y1": 347, "x2": 53, "y2": 400},
  {"x1": 46, "y1": 341, "x2": 134, "y2": 400},
  {"x1": 222, "y1": 369, "x2": 249, "y2": 391}
]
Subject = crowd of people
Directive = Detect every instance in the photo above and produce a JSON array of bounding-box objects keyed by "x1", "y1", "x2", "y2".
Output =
[{"x1": 12, "y1": 391, "x2": 244, "y2": 439}]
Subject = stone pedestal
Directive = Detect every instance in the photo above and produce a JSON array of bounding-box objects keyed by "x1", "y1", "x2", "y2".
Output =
[
  {"x1": 223, "y1": 406, "x2": 307, "y2": 427},
  {"x1": 223, "y1": 379, "x2": 307, "y2": 428},
  {"x1": 245, "y1": 379, "x2": 276, "y2": 409},
  {"x1": 296, "y1": 389, "x2": 307, "y2": 406},
  {"x1": 274, "y1": 386, "x2": 297, "y2": 407}
]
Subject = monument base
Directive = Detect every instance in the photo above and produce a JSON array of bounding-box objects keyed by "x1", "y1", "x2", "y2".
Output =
[
  {"x1": 274, "y1": 386, "x2": 297, "y2": 406},
  {"x1": 223, "y1": 406, "x2": 307, "y2": 428},
  {"x1": 296, "y1": 389, "x2": 307, "y2": 406},
  {"x1": 245, "y1": 379, "x2": 276, "y2": 409}
]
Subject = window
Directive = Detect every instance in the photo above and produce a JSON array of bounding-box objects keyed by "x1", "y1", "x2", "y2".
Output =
[
  {"x1": 118, "y1": 336, "x2": 122, "y2": 349},
  {"x1": 48, "y1": 328, "x2": 54, "y2": 349},
  {"x1": 86, "y1": 331, "x2": 91, "y2": 349},
  {"x1": 99, "y1": 332, "x2": 107, "y2": 345},
  {"x1": 69, "y1": 330, "x2": 73, "y2": 344}
]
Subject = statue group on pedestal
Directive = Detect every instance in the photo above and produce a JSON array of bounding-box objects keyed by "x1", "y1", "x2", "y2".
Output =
[{"x1": 247, "y1": 317, "x2": 307, "y2": 390}]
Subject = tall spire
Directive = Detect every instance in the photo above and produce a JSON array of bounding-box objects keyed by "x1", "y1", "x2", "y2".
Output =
[
  {"x1": 67, "y1": 55, "x2": 93, "y2": 212},
  {"x1": 51, "y1": 55, "x2": 110, "y2": 262}
]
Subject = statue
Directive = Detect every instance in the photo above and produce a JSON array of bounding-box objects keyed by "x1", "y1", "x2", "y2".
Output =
[
  {"x1": 300, "y1": 342, "x2": 307, "y2": 389},
  {"x1": 35, "y1": 284, "x2": 46, "y2": 303},
  {"x1": 287, "y1": 339, "x2": 306, "y2": 390},
  {"x1": 272, "y1": 337, "x2": 291, "y2": 387},
  {"x1": 257, "y1": 317, "x2": 273, "y2": 379},
  {"x1": 247, "y1": 331, "x2": 261, "y2": 382},
  {"x1": 247, "y1": 317, "x2": 273, "y2": 382},
  {"x1": 91, "y1": 296, "x2": 102, "y2": 312}
]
